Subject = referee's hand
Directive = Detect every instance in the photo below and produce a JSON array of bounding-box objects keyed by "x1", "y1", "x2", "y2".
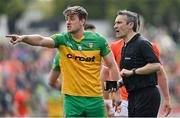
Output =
[{"x1": 120, "y1": 69, "x2": 133, "y2": 77}]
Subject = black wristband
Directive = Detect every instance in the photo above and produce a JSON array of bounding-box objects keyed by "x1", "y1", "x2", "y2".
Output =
[{"x1": 132, "y1": 68, "x2": 137, "y2": 75}]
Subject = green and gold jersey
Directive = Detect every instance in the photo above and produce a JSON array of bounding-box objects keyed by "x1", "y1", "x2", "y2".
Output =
[
  {"x1": 51, "y1": 31, "x2": 111, "y2": 97},
  {"x1": 52, "y1": 51, "x2": 60, "y2": 71}
]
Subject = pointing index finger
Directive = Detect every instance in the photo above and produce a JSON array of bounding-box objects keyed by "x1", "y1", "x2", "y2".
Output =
[{"x1": 6, "y1": 35, "x2": 15, "y2": 38}]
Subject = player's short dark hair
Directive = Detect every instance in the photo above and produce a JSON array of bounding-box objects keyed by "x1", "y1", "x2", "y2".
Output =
[
  {"x1": 63, "y1": 6, "x2": 88, "y2": 20},
  {"x1": 117, "y1": 10, "x2": 139, "y2": 32},
  {"x1": 84, "y1": 23, "x2": 96, "y2": 30}
]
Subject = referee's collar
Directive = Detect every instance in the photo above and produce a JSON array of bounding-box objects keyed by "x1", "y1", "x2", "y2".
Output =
[{"x1": 125, "y1": 33, "x2": 140, "y2": 45}]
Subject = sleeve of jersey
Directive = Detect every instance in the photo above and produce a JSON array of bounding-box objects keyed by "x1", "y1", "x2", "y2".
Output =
[
  {"x1": 140, "y1": 40, "x2": 160, "y2": 63},
  {"x1": 52, "y1": 51, "x2": 60, "y2": 71},
  {"x1": 110, "y1": 43, "x2": 115, "y2": 55},
  {"x1": 50, "y1": 33, "x2": 64, "y2": 48},
  {"x1": 152, "y1": 44, "x2": 160, "y2": 60},
  {"x1": 99, "y1": 37, "x2": 111, "y2": 57}
]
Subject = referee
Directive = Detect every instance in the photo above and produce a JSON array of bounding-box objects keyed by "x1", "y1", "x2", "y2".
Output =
[{"x1": 114, "y1": 10, "x2": 161, "y2": 117}]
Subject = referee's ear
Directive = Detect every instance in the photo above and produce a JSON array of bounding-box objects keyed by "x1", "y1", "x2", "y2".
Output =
[{"x1": 128, "y1": 22, "x2": 135, "y2": 31}]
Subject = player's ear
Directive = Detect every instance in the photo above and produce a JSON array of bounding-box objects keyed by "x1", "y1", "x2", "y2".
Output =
[{"x1": 80, "y1": 19, "x2": 86, "y2": 26}]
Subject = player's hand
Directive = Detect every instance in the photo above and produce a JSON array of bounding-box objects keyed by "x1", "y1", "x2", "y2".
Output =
[
  {"x1": 6, "y1": 34, "x2": 23, "y2": 45},
  {"x1": 108, "y1": 87, "x2": 117, "y2": 93},
  {"x1": 120, "y1": 69, "x2": 133, "y2": 77},
  {"x1": 162, "y1": 99, "x2": 172, "y2": 117},
  {"x1": 112, "y1": 97, "x2": 122, "y2": 111},
  {"x1": 117, "y1": 79, "x2": 124, "y2": 89}
]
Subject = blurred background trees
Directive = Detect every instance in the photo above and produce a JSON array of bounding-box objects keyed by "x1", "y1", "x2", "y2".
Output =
[
  {"x1": 0, "y1": 0, "x2": 26, "y2": 33},
  {"x1": 0, "y1": 0, "x2": 179, "y2": 42}
]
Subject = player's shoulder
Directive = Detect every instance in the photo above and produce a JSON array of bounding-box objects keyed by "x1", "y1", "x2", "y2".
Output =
[
  {"x1": 110, "y1": 39, "x2": 124, "y2": 47},
  {"x1": 151, "y1": 42, "x2": 158, "y2": 48},
  {"x1": 51, "y1": 32, "x2": 69, "y2": 39},
  {"x1": 151, "y1": 42, "x2": 160, "y2": 51},
  {"x1": 84, "y1": 31, "x2": 105, "y2": 40}
]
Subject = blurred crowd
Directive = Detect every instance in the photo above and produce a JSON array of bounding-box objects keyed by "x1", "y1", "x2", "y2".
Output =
[
  {"x1": 0, "y1": 43, "x2": 58, "y2": 116},
  {"x1": 0, "y1": 26, "x2": 180, "y2": 117},
  {"x1": 143, "y1": 26, "x2": 180, "y2": 116}
]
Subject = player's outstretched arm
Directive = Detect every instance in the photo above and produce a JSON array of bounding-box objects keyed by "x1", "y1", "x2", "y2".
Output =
[{"x1": 6, "y1": 34, "x2": 55, "y2": 48}]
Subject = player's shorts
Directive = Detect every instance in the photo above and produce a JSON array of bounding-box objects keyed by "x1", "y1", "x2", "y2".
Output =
[
  {"x1": 64, "y1": 94, "x2": 106, "y2": 117},
  {"x1": 114, "y1": 100, "x2": 128, "y2": 117}
]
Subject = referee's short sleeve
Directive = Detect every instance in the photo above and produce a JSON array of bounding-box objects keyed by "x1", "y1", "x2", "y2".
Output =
[{"x1": 140, "y1": 40, "x2": 160, "y2": 63}]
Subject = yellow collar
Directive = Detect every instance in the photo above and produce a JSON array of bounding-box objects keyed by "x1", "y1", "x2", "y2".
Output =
[{"x1": 73, "y1": 35, "x2": 85, "y2": 42}]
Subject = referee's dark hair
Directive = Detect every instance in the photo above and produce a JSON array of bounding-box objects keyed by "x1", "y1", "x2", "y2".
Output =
[{"x1": 117, "y1": 10, "x2": 139, "y2": 32}]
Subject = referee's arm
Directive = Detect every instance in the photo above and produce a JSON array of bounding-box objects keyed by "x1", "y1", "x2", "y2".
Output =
[{"x1": 133, "y1": 63, "x2": 160, "y2": 75}]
